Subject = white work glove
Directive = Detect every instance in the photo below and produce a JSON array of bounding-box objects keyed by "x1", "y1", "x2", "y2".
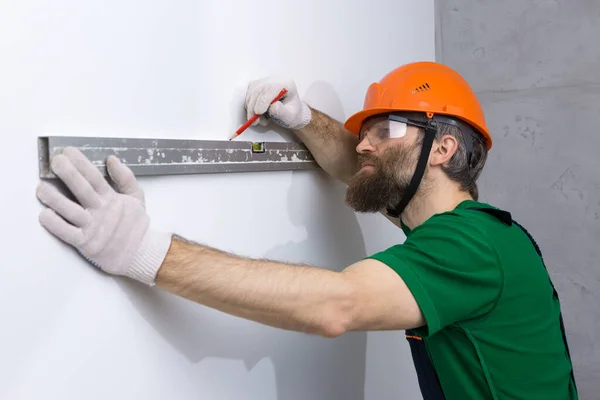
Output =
[
  {"x1": 245, "y1": 76, "x2": 312, "y2": 130},
  {"x1": 36, "y1": 147, "x2": 172, "y2": 286}
]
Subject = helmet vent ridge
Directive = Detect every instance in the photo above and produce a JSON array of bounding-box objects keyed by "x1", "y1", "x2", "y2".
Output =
[{"x1": 412, "y1": 83, "x2": 431, "y2": 94}]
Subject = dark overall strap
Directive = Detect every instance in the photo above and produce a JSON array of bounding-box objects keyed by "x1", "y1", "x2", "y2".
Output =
[
  {"x1": 467, "y1": 207, "x2": 578, "y2": 391},
  {"x1": 405, "y1": 330, "x2": 447, "y2": 399}
]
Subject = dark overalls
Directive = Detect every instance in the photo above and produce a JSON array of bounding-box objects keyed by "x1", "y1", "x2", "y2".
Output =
[{"x1": 404, "y1": 207, "x2": 577, "y2": 399}]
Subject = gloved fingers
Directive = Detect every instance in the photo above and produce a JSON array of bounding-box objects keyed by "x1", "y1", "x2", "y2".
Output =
[
  {"x1": 254, "y1": 84, "x2": 286, "y2": 116},
  {"x1": 36, "y1": 182, "x2": 91, "y2": 227},
  {"x1": 50, "y1": 154, "x2": 102, "y2": 209},
  {"x1": 245, "y1": 78, "x2": 271, "y2": 113},
  {"x1": 245, "y1": 86, "x2": 262, "y2": 123},
  {"x1": 245, "y1": 80, "x2": 259, "y2": 112},
  {"x1": 257, "y1": 115, "x2": 269, "y2": 127},
  {"x1": 279, "y1": 78, "x2": 297, "y2": 98},
  {"x1": 245, "y1": 77, "x2": 297, "y2": 127},
  {"x1": 106, "y1": 156, "x2": 145, "y2": 203},
  {"x1": 268, "y1": 102, "x2": 293, "y2": 128},
  {"x1": 62, "y1": 147, "x2": 112, "y2": 196},
  {"x1": 39, "y1": 208, "x2": 84, "y2": 247}
]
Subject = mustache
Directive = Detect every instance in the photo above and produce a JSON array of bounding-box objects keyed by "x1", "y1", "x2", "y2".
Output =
[{"x1": 357, "y1": 154, "x2": 380, "y2": 167}]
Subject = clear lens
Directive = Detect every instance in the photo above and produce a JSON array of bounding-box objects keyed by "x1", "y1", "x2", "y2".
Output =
[{"x1": 359, "y1": 117, "x2": 408, "y2": 146}]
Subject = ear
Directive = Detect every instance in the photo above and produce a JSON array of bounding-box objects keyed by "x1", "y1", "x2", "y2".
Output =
[{"x1": 430, "y1": 134, "x2": 459, "y2": 167}]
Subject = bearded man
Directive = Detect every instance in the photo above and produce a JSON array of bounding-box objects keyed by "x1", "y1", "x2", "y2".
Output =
[{"x1": 36, "y1": 62, "x2": 578, "y2": 400}]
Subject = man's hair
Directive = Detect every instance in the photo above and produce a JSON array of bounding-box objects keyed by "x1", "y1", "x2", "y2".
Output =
[{"x1": 434, "y1": 122, "x2": 488, "y2": 200}]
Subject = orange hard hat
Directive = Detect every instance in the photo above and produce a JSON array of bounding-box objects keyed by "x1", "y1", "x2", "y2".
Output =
[{"x1": 344, "y1": 61, "x2": 492, "y2": 150}]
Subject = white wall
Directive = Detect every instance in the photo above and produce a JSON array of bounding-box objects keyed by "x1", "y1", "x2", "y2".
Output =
[{"x1": 0, "y1": 1, "x2": 434, "y2": 399}]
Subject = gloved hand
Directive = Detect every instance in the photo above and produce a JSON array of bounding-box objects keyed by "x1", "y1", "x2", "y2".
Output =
[
  {"x1": 245, "y1": 76, "x2": 312, "y2": 130},
  {"x1": 36, "y1": 147, "x2": 172, "y2": 286}
]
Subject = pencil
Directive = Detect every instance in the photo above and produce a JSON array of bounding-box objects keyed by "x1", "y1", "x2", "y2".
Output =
[{"x1": 230, "y1": 88, "x2": 288, "y2": 140}]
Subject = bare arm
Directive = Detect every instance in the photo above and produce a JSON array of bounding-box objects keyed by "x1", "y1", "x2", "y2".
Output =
[
  {"x1": 294, "y1": 107, "x2": 401, "y2": 228},
  {"x1": 293, "y1": 107, "x2": 403, "y2": 228},
  {"x1": 156, "y1": 235, "x2": 424, "y2": 337},
  {"x1": 293, "y1": 106, "x2": 360, "y2": 185},
  {"x1": 37, "y1": 148, "x2": 417, "y2": 337},
  {"x1": 245, "y1": 78, "x2": 404, "y2": 227}
]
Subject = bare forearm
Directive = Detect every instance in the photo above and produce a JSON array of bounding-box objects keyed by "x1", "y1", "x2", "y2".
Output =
[
  {"x1": 155, "y1": 236, "x2": 355, "y2": 337},
  {"x1": 293, "y1": 107, "x2": 359, "y2": 184}
]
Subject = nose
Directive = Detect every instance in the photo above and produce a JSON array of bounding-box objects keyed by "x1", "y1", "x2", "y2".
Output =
[{"x1": 356, "y1": 135, "x2": 376, "y2": 154}]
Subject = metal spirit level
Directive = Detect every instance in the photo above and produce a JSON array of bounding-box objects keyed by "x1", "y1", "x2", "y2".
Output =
[{"x1": 38, "y1": 136, "x2": 318, "y2": 178}]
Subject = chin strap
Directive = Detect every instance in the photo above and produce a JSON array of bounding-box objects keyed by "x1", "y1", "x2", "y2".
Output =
[{"x1": 386, "y1": 119, "x2": 439, "y2": 219}]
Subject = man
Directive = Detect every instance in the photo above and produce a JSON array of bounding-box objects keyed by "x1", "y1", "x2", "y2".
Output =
[{"x1": 36, "y1": 61, "x2": 577, "y2": 399}]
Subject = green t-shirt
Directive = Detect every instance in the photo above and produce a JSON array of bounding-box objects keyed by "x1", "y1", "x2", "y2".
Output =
[{"x1": 369, "y1": 200, "x2": 577, "y2": 400}]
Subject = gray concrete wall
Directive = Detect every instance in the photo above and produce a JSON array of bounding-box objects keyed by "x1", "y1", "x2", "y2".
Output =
[{"x1": 436, "y1": 1, "x2": 600, "y2": 397}]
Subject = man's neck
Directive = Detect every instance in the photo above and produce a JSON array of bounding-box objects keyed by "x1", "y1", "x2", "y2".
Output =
[{"x1": 400, "y1": 183, "x2": 473, "y2": 230}]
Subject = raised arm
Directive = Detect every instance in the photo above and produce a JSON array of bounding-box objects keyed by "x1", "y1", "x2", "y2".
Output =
[
  {"x1": 244, "y1": 77, "x2": 359, "y2": 184},
  {"x1": 245, "y1": 77, "x2": 402, "y2": 229},
  {"x1": 293, "y1": 107, "x2": 360, "y2": 184}
]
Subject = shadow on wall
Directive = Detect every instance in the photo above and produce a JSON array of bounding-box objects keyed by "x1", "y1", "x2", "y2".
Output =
[
  {"x1": 117, "y1": 171, "x2": 367, "y2": 400},
  {"x1": 118, "y1": 81, "x2": 369, "y2": 400}
]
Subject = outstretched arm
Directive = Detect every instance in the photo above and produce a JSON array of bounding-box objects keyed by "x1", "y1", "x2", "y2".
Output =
[
  {"x1": 36, "y1": 148, "x2": 423, "y2": 337},
  {"x1": 156, "y1": 235, "x2": 424, "y2": 337}
]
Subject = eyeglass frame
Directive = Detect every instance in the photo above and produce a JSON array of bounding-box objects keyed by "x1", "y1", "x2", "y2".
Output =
[{"x1": 358, "y1": 112, "x2": 484, "y2": 168}]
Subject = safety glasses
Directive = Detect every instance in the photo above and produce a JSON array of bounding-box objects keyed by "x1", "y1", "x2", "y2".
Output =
[{"x1": 358, "y1": 114, "x2": 430, "y2": 146}]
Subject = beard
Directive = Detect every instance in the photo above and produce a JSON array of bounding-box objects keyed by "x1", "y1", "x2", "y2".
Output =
[{"x1": 345, "y1": 141, "x2": 423, "y2": 213}]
